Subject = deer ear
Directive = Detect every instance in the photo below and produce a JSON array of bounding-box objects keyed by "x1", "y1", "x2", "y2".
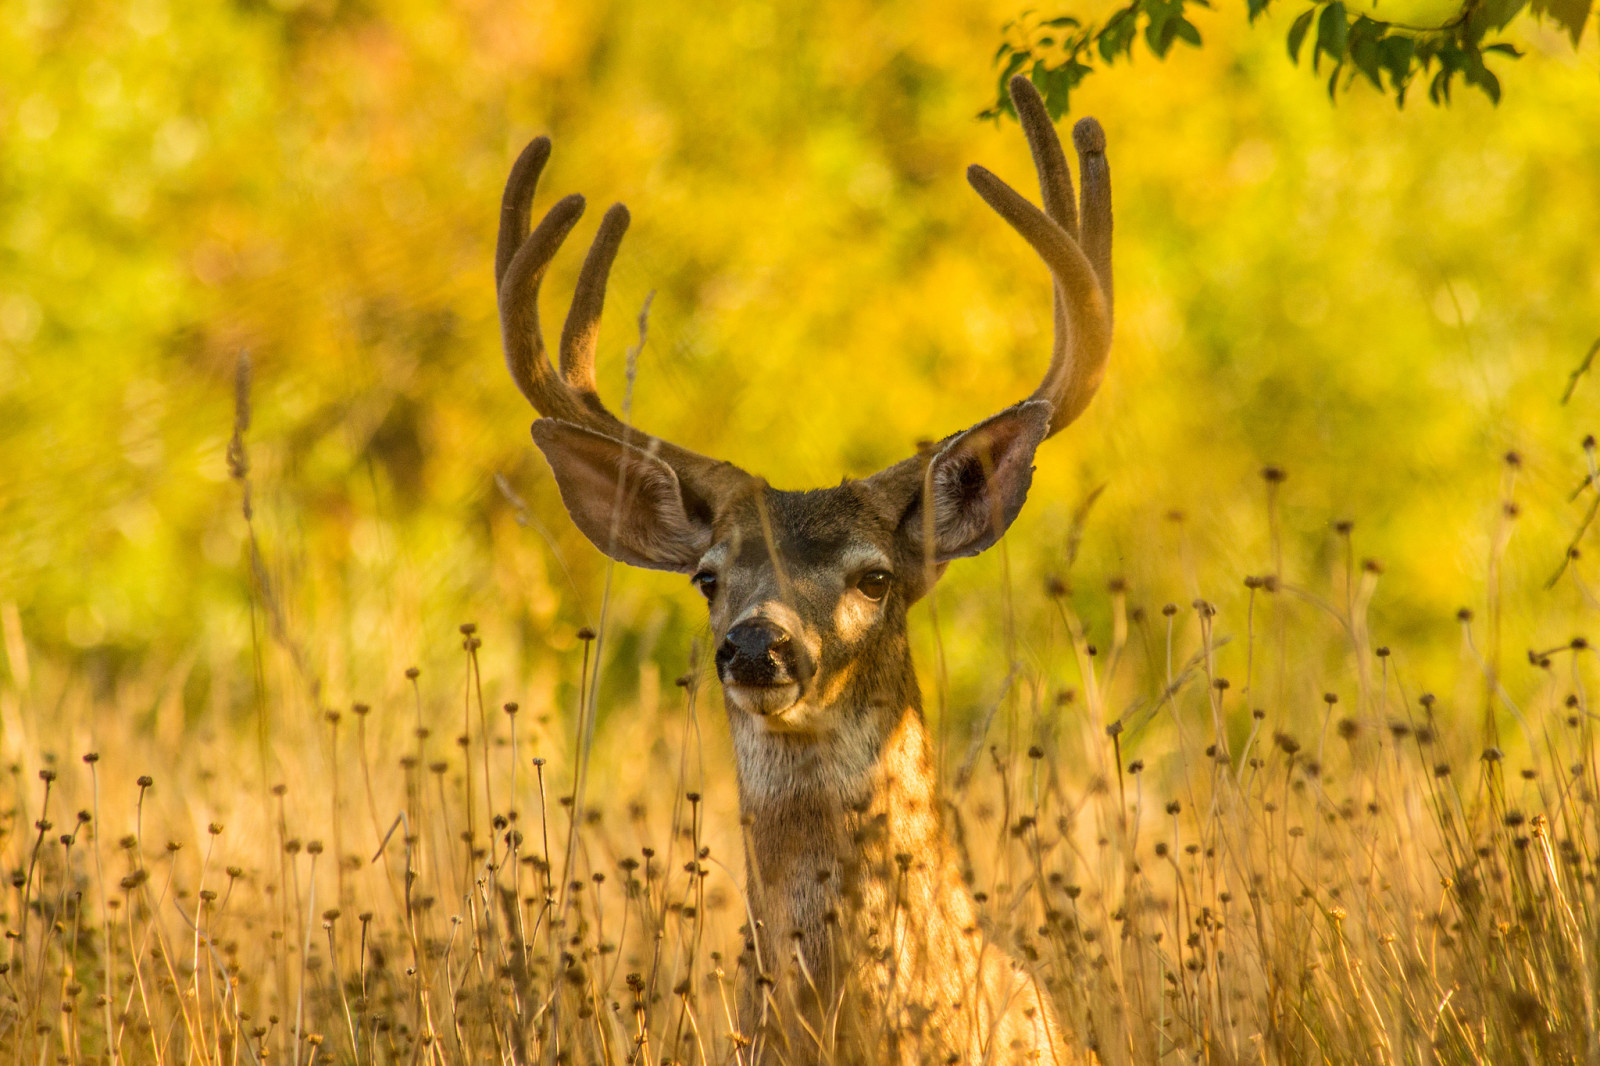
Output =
[
  {"x1": 530, "y1": 420, "x2": 714, "y2": 572},
  {"x1": 903, "y1": 401, "x2": 1052, "y2": 563}
]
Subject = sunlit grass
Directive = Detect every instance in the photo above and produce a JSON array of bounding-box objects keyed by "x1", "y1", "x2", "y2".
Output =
[{"x1": 3, "y1": 428, "x2": 1595, "y2": 1065}]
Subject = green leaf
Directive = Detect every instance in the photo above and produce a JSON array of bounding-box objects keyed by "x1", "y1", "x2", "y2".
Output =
[
  {"x1": 1351, "y1": 33, "x2": 1384, "y2": 87},
  {"x1": 1318, "y1": 2, "x2": 1350, "y2": 63},
  {"x1": 1099, "y1": 8, "x2": 1140, "y2": 59},
  {"x1": 1173, "y1": 16, "x2": 1204, "y2": 44},
  {"x1": 1249, "y1": 0, "x2": 1275, "y2": 20},
  {"x1": 1429, "y1": 66, "x2": 1452, "y2": 103},
  {"x1": 1146, "y1": 4, "x2": 1179, "y2": 56},
  {"x1": 1476, "y1": 0, "x2": 1531, "y2": 31},
  {"x1": 1532, "y1": 0, "x2": 1591, "y2": 45},
  {"x1": 999, "y1": 49, "x2": 1030, "y2": 85},
  {"x1": 1483, "y1": 41, "x2": 1524, "y2": 55},
  {"x1": 1288, "y1": 8, "x2": 1317, "y2": 61},
  {"x1": 1480, "y1": 66, "x2": 1502, "y2": 101},
  {"x1": 1379, "y1": 33, "x2": 1415, "y2": 90}
]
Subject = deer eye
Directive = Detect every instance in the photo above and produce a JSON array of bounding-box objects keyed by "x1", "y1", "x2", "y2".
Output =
[
  {"x1": 691, "y1": 571, "x2": 718, "y2": 601},
  {"x1": 855, "y1": 570, "x2": 892, "y2": 601}
]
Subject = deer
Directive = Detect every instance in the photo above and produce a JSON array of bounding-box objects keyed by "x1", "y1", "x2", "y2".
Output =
[{"x1": 494, "y1": 75, "x2": 1112, "y2": 1065}]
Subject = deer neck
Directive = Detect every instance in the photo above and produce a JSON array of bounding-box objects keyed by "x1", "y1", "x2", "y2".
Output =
[{"x1": 725, "y1": 650, "x2": 964, "y2": 963}]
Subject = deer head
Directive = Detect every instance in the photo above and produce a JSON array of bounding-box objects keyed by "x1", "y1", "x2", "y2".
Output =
[{"x1": 497, "y1": 77, "x2": 1112, "y2": 734}]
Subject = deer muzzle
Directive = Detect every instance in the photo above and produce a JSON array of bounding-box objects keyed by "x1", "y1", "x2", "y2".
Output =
[{"x1": 715, "y1": 618, "x2": 810, "y2": 712}]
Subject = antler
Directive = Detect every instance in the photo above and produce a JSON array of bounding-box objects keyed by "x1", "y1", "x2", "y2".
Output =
[
  {"x1": 495, "y1": 137, "x2": 743, "y2": 498},
  {"x1": 499, "y1": 75, "x2": 1109, "y2": 520},
  {"x1": 968, "y1": 75, "x2": 1114, "y2": 438}
]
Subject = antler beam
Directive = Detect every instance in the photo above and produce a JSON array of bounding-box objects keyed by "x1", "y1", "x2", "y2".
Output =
[{"x1": 974, "y1": 75, "x2": 1114, "y2": 438}]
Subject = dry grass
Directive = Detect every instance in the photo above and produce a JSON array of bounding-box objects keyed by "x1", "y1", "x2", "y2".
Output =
[{"x1": 3, "y1": 440, "x2": 1598, "y2": 1066}]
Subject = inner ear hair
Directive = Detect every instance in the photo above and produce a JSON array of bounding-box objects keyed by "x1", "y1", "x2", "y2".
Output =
[
  {"x1": 530, "y1": 419, "x2": 716, "y2": 572},
  {"x1": 920, "y1": 401, "x2": 1052, "y2": 563}
]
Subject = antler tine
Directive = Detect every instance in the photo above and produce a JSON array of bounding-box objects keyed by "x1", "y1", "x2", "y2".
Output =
[
  {"x1": 1072, "y1": 117, "x2": 1113, "y2": 319},
  {"x1": 1011, "y1": 77, "x2": 1078, "y2": 237},
  {"x1": 496, "y1": 137, "x2": 552, "y2": 288},
  {"x1": 558, "y1": 203, "x2": 630, "y2": 417}
]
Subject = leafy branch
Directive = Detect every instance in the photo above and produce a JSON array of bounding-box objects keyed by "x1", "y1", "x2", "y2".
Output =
[{"x1": 984, "y1": 0, "x2": 1592, "y2": 116}]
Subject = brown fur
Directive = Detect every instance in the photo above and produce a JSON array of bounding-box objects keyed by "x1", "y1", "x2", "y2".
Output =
[{"x1": 710, "y1": 486, "x2": 1073, "y2": 1066}]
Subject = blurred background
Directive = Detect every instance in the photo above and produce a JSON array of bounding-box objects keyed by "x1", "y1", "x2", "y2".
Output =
[{"x1": 1, "y1": 0, "x2": 1597, "y2": 774}]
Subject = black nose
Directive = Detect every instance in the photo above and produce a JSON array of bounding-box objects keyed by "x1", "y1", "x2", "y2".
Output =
[{"x1": 716, "y1": 619, "x2": 797, "y2": 687}]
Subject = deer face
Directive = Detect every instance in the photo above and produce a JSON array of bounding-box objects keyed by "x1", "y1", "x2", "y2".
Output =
[
  {"x1": 696, "y1": 486, "x2": 902, "y2": 727},
  {"x1": 528, "y1": 401, "x2": 1053, "y2": 732},
  {"x1": 496, "y1": 77, "x2": 1113, "y2": 731}
]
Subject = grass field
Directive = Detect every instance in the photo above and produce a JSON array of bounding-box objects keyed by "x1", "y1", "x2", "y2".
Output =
[
  {"x1": 3, "y1": 0, "x2": 1599, "y2": 1062},
  {"x1": 3, "y1": 414, "x2": 1597, "y2": 1063}
]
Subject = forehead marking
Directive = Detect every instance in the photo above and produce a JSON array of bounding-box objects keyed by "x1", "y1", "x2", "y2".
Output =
[
  {"x1": 696, "y1": 543, "x2": 731, "y2": 572},
  {"x1": 835, "y1": 543, "x2": 892, "y2": 574}
]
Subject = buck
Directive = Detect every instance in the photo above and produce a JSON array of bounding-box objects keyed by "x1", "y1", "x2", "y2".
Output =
[{"x1": 496, "y1": 76, "x2": 1112, "y2": 1065}]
